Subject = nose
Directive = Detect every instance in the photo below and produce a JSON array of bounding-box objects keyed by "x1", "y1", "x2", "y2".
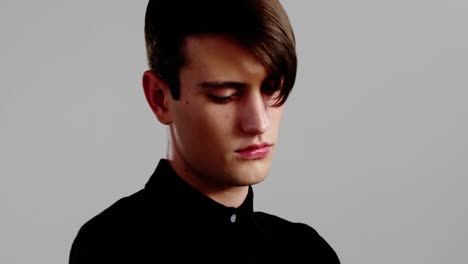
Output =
[{"x1": 240, "y1": 93, "x2": 270, "y2": 135}]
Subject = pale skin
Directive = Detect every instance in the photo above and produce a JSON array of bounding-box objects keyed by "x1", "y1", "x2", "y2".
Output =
[{"x1": 142, "y1": 34, "x2": 285, "y2": 208}]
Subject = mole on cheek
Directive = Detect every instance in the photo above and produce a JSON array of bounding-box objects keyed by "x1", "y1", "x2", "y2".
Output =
[{"x1": 186, "y1": 100, "x2": 189, "y2": 105}]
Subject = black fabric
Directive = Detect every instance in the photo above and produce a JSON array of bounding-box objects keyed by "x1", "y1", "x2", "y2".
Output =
[{"x1": 69, "y1": 159, "x2": 340, "y2": 263}]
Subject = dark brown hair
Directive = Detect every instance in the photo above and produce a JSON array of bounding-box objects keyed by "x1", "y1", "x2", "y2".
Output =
[{"x1": 144, "y1": 0, "x2": 296, "y2": 106}]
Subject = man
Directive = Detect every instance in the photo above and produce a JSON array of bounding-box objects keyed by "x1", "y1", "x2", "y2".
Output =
[{"x1": 70, "y1": 0, "x2": 340, "y2": 263}]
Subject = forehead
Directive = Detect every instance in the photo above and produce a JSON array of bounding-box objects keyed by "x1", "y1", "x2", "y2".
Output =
[{"x1": 180, "y1": 35, "x2": 268, "y2": 82}]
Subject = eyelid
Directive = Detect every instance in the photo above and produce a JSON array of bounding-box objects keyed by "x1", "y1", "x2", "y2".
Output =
[
  {"x1": 209, "y1": 89, "x2": 237, "y2": 97},
  {"x1": 208, "y1": 94, "x2": 237, "y2": 104},
  {"x1": 205, "y1": 86, "x2": 239, "y2": 101}
]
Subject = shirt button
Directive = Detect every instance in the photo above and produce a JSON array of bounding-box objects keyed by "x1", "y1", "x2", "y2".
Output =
[{"x1": 230, "y1": 213, "x2": 236, "y2": 223}]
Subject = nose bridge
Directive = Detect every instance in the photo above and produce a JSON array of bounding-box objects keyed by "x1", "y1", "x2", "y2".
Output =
[{"x1": 241, "y1": 91, "x2": 270, "y2": 134}]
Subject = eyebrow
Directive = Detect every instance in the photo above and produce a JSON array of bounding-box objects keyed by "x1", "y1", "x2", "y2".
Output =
[{"x1": 196, "y1": 81, "x2": 247, "y2": 90}]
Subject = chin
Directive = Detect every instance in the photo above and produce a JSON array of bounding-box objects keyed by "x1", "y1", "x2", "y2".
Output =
[
  {"x1": 247, "y1": 175, "x2": 268, "y2": 186},
  {"x1": 233, "y1": 160, "x2": 271, "y2": 185}
]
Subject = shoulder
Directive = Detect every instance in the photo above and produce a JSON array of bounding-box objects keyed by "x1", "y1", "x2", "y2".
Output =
[
  {"x1": 81, "y1": 189, "x2": 149, "y2": 228},
  {"x1": 254, "y1": 211, "x2": 341, "y2": 263},
  {"x1": 69, "y1": 189, "x2": 152, "y2": 263}
]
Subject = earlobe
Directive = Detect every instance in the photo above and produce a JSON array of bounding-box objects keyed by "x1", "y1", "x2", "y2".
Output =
[{"x1": 142, "y1": 70, "x2": 173, "y2": 125}]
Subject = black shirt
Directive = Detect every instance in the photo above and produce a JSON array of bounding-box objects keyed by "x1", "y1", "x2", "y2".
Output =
[{"x1": 70, "y1": 159, "x2": 340, "y2": 263}]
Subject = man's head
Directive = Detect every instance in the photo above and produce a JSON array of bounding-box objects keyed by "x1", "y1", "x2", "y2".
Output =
[
  {"x1": 142, "y1": 0, "x2": 297, "y2": 194},
  {"x1": 144, "y1": 0, "x2": 296, "y2": 105}
]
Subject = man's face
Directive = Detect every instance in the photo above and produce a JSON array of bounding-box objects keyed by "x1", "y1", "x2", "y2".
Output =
[{"x1": 167, "y1": 35, "x2": 285, "y2": 188}]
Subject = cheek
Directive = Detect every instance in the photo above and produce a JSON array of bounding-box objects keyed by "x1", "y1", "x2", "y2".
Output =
[
  {"x1": 200, "y1": 107, "x2": 233, "y2": 136},
  {"x1": 175, "y1": 102, "x2": 232, "y2": 141}
]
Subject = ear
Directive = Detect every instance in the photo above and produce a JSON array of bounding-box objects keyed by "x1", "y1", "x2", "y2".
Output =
[{"x1": 142, "y1": 70, "x2": 173, "y2": 125}]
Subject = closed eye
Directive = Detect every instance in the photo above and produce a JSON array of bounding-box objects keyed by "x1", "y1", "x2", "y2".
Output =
[
  {"x1": 208, "y1": 94, "x2": 238, "y2": 104},
  {"x1": 198, "y1": 81, "x2": 242, "y2": 104}
]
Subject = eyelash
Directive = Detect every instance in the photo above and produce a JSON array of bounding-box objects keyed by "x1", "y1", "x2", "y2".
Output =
[
  {"x1": 208, "y1": 87, "x2": 280, "y2": 104},
  {"x1": 209, "y1": 95, "x2": 236, "y2": 104}
]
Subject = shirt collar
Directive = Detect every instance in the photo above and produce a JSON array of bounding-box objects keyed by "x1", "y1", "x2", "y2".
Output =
[{"x1": 145, "y1": 159, "x2": 254, "y2": 224}]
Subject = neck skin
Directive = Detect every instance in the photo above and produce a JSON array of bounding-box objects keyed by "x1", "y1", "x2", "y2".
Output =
[{"x1": 166, "y1": 140, "x2": 249, "y2": 208}]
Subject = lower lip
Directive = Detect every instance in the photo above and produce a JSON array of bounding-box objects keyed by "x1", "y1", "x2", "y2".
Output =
[{"x1": 236, "y1": 146, "x2": 271, "y2": 159}]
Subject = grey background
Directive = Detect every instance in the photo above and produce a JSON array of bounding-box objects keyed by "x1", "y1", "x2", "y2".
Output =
[{"x1": 1, "y1": 0, "x2": 467, "y2": 263}]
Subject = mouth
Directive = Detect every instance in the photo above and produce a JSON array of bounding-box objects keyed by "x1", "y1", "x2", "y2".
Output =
[{"x1": 235, "y1": 143, "x2": 273, "y2": 159}]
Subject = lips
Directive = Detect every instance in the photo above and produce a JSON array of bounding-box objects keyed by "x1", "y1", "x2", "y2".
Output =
[{"x1": 235, "y1": 143, "x2": 272, "y2": 159}]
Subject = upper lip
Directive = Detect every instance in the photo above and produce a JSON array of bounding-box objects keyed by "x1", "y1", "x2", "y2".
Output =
[{"x1": 235, "y1": 143, "x2": 272, "y2": 152}]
